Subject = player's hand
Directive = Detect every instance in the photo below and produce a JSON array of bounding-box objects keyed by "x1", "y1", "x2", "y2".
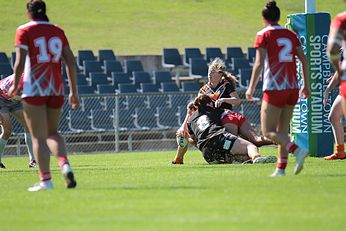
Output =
[
  {"x1": 300, "y1": 86, "x2": 310, "y2": 99},
  {"x1": 69, "y1": 93, "x2": 80, "y2": 109},
  {"x1": 7, "y1": 85, "x2": 18, "y2": 97},
  {"x1": 245, "y1": 88, "x2": 254, "y2": 101},
  {"x1": 214, "y1": 99, "x2": 224, "y2": 108},
  {"x1": 176, "y1": 129, "x2": 184, "y2": 137}
]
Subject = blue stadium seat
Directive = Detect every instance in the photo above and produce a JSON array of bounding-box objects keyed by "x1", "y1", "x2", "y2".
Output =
[
  {"x1": 104, "y1": 60, "x2": 123, "y2": 76},
  {"x1": 58, "y1": 101, "x2": 71, "y2": 133},
  {"x1": 81, "y1": 97, "x2": 106, "y2": 111},
  {"x1": 112, "y1": 108, "x2": 137, "y2": 131},
  {"x1": 238, "y1": 68, "x2": 252, "y2": 89},
  {"x1": 124, "y1": 60, "x2": 144, "y2": 76},
  {"x1": 140, "y1": 83, "x2": 159, "y2": 93},
  {"x1": 90, "y1": 109, "x2": 114, "y2": 131},
  {"x1": 0, "y1": 63, "x2": 13, "y2": 77},
  {"x1": 133, "y1": 71, "x2": 152, "y2": 87},
  {"x1": 83, "y1": 61, "x2": 103, "y2": 77},
  {"x1": 77, "y1": 74, "x2": 89, "y2": 85},
  {"x1": 78, "y1": 85, "x2": 96, "y2": 95},
  {"x1": 189, "y1": 58, "x2": 208, "y2": 78},
  {"x1": 66, "y1": 109, "x2": 92, "y2": 133},
  {"x1": 98, "y1": 49, "x2": 116, "y2": 63},
  {"x1": 170, "y1": 94, "x2": 193, "y2": 109},
  {"x1": 97, "y1": 84, "x2": 117, "y2": 94},
  {"x1": 231, "y1": 58, "x2": 251, "y2": 76},
  {"x1": 0, "y1": 52, "x2": 9, "y2": 64},
  {"x1": 78, "y1": 50, "x2": 96, "y2": 67},
  {"x1": 161, "y1": 82, "x2": 180, "y2": 92},
  {"x1": 153, "y1": 71, "x2": 173, "y2": 86},
  {"x1": 247, "y1": 47, "x2": 256, "y2": 64},
  {"x1": 118, "y1": 83, "x2": 138, "y2": 93},
  {"x1": 177, "y1": 105, "x2": 188, "y2": 126},
  {"x1": 226, "y1": 47, "x2": 245, "y2": 65},
  {"x1": 111, "y1": 72, "x2": 131, "y2": 85},
  {"x1": 89, "y1": 72, "x2": 109, "y2": 87},
  {"x1": 162, "y1": 48, "x2": 183, "y2": 68},
  {"x1": 133, "y1": 107, "x2": 159, "y2": 130},
  {"x1": 205, "y1": 47, "x2": 224, "y2": 62},
  {"x1": 156, "y1": 106, "x2": 180, "y2": 129},
  {"x1": 182, "y1": 82, "x2": 200, "y2": 93},
  {"x1": 242, "y1": 103, "x2": 261, "y2": 126},
  {"x1": 184, "y1": 48, "x2": 203, "y2": 66},
  {"x1": 147, "y1": 94, "x2": 170, "y2": 109}
]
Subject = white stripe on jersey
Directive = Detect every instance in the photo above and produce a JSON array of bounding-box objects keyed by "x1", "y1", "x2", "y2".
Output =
[
  {"x1": 257, "y1": 25, "x2": 286, "y2": 36},
  {"x1": 17, "y1": 21, "x2": 52, "y2": 30}
]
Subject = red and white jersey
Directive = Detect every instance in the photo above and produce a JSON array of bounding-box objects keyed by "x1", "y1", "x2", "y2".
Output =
[
  {"x1": 331, "y1": 12, "x2": 346, "y2": 78},
  {"x1": 0, "y1": 74, "x2": 24, "y2": 101},
  {"x1": 15, "y1": 20, "x2": 68, "y2": 97},
  {"x1": 254, "y1": 24, "x2": 301, "y2": 91}
]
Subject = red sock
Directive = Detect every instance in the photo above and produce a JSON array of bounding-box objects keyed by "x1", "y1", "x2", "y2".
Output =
[
  {"x1": 336, "y1": 144, "x2": 345, "y2": 154},
  {"x1": 58, "y1": 156, "x2": 70, "y2": 169},
  {"x1": 39, "y1": 172, "x2": 51, "y2": 182},
  {"x1": 276, "y1": 156, "x2": 288, "y2": 169},
  {"x1": 285, "y1": 142, "x2": 298, "y2": 153}
]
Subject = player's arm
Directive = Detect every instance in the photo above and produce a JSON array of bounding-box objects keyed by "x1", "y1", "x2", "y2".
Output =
[
  {"x1": 296, "y1": 46, "x2": 310, "y2": 98},
  {"x1": 323, "y1": 72, "x2": 339, "y2": 105},
  {"x1": 246, "y1": 48, "x2": 265, "y2": 100},
  {"x1": 8, "y1": 48, "x2": 27, "y2": 97},
  {"x1": 327, "y1": 27, "x2": 343, "y2": 74},
  {"x1": 62, "y1": 45, "x2": 80, "y2": 109},
  {"x1": 215, "y1": 91, "x2": 241, "y2": 108}
]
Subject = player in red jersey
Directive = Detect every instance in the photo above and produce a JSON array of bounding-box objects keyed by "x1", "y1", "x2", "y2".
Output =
[
  {"x1": 8, "y1": 0, "x2": 79, "y2": 191},
  {"x1": 327, "y1": 7, "x2": 346, "y2": 151},
  {"x1": 0, "y1": 74, "x2": 37, "y2": 169},
  {"x1": 246, "y1": 1, "x2": 310, "y2": 176}
]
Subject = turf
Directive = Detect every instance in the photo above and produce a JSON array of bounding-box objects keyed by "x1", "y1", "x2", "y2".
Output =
[
  {"x1": 0, "y1": 0, "x2": 344, "y2": 55},
  {"x1": 1, "y1": 146, "x2": 345, "y2": 231}
]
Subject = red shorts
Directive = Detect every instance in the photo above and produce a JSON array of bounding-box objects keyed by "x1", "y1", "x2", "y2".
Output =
[
  {"x1": 263, "y1": 89, "x2": 299, "y2": 108},
  {"x1": 221, "y1": 111, "x2": 247, "y2": 127},
  {"x1": 23, "y1": 96, "x2": 64, "y2": 109},
  {"x1": 340, "y1": 81, "x2": 346, "y2": 98}
]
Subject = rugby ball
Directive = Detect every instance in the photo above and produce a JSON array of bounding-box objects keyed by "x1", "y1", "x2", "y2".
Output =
[{"x1": 176, "y1": 136, "x2": 188, "y2": 148}]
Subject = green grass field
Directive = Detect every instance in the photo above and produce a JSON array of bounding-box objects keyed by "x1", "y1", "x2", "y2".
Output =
[
  {"x1": 0, "y1": 0, "x2": 344, "y2": 55},
  {"x1": 1, "y1": 147, "x2": 346, "y2": 231}
]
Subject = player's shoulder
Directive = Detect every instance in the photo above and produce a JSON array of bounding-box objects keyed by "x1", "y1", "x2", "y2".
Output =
[{"x1": 334, "y1": 12, "x2": 346, "y2": 23}]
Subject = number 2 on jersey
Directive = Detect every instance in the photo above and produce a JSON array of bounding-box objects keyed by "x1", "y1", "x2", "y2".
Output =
[
  {"x1": 277, "y1": 38, "x2": 293, "y2": 62},
  {"x1": 34, "y1": 37, "x2": 62, "y2": 63}
]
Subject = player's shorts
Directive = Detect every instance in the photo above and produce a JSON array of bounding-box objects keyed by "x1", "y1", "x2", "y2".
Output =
[
  {"x1": 0, "y1": 97, "x2": 23, "y2": 113},
  {"x1": 340, "y1": 81, "x2": 346, "y2": 99},
  {"x1": 263, "y1": 89, "x2": 299, "y2": 108},
  {"x1": 220, "y1": 110, "x2": 247, "y2": 127},
  {"x1": 201, "y1": 132, "x2": 237, "y2": 164},
  {"x1": 22, "y1": 96, "x2": 64, "y2": 109}
]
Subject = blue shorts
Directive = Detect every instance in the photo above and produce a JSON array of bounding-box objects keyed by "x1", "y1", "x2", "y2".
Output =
[{"x1": 0, "y1": 97, "x2": 23, "y2": 113}]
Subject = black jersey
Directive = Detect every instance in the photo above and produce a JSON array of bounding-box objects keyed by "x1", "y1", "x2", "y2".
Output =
[
  {"x1": 187, "y1": 107, "x2": 225, "y2": 150},
  {"x1": 198, "y1": 79, "x2": 236, "y2": 110}
]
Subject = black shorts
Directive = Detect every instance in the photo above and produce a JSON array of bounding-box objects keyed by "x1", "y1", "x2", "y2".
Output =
[{"x1": 201, "y1": 132, "x2": 237, "y2": 164}]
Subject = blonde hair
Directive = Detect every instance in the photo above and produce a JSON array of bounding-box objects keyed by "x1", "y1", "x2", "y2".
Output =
[{"x1": 208, "y1": 58, "x2": 238, "y2": 88}]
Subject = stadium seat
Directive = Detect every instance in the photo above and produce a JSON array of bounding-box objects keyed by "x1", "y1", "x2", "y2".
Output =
[
  {"x1": 231, "y1": 58, "x2": 251, "y2": 76},
  {"x1": 0, "y1": 63, "x2": 13, "y2": 77},
  {"x1": 89, "y1": 72, "x2": 109, "y2": 87},
  {"x1": 247, "y1": 47, "x2": 256, "y2": 64},
  {"x1": 66, "y1": 109, "x2": 93, "y2": 133},
  {"x1": 161, "y1": 82, "x2": 180, "y2": 92},
  {"x1": 0, "y1": 52, "x2": 9, "y2": 64},
  {"x1": 78, "y1": 85, "x2": 96, "y2": 95},
  {"x1": 156, "y1": 106, "x2": 180, "y2": 129},
  {"x1": 184, "y1": 48, "x2": 203, "y2": 66},
  {"x1": 98, "y1": 49, "x2": 116, "y2": 63},
  {"x1": 58, "y1": 101, "x2": 70, "y2": 133},
  {"x1": 162, "y1": 48, "x2": 183, "y2": 68},
  {"x1": 242, "y1": 103, "x2": 261, "y2": 126},
  {"x1": 140, "y1": 83, "x2": 159, "y2": 93},
  {"x1": 238, "y1": 68, "x2": 252, "y2": 89},
  {"x1": 77, "y1": 74, "x2": 89, "y2": 85},
  {"x1": 111, "y1": 72, "x2": 132, "y2": 86},
  {"x1": 147, "y1": 94, "x2": 170, "y2": 109},
  {"x1": 205, "y1": 47, "x2": 224, "y2": 62},
  {"x1": 81, "y1": 97, "x2": 106, "y2": 111},
  {"x1": 11, "y1": 52, "x2": 16, "y2": 67},
  {"x1": 226, "y1": 47, "x2": 245, "y2": 65},
  {"x1": 112, "y1": 108, "x2": 137, "y2": 131},
  {"x1": 78, "y1": 50, "x2": 96, "y2": 67},
  {"x1": 181, "y1": 82, "x2": 200, "y2": 92},
  {"x1": 170, "y1": 94, "x2": 193, "y2": 109},
  {"x1": 96, "y1": 84, "x2": 117, "y2": 94},
  {"x1": 104, "y1": 60, "x2": 123, "y2": 76},
  {"x1": 153, "y1": 71, "x2": 173, "y2": 86},
  {"x1": 133, "y1": 107, "x2": 159, "y2": 130},
  {"x1": 177, "y1": 105, "x2": 188, "y2": 126},
  {"x1": 133, "y1": 71, "x2": 152, "y2": 87},
  {"x1": 124, "y1": 60, "x2": 144, "y2": 76},
  {"x1": 83, "y1": 61, "x2": 103, "y2": 77},
  {"x1": 90, "y1": 109, "x2": 114, "y2": 131},
  {"x1": 118, "y1": 83, "x2": 138, "y2": 93},
  {"x1": 189, "y1": 58, "x2": 208, "y2": 78}
]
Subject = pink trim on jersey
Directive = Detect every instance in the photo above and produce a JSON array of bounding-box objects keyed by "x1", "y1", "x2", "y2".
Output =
[
  {"x1": 254, "y1": 24, "x2": 301, "y2": 91},
  {"x1": 15, "y1": 20, "x2": 68, "y2": 97}
]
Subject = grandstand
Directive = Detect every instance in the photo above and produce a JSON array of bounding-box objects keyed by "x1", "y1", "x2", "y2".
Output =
[{"x1": 0, "y1": 47, "x2": 262, "y2": 155}]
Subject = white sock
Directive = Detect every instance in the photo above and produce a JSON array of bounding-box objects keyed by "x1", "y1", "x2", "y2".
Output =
[
  {"x1": 24, "y1": 132, "x2": 34, "y2": 161},
  {"x1": 0, "y1": 138, "x2": 8, "y2": 162}
]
